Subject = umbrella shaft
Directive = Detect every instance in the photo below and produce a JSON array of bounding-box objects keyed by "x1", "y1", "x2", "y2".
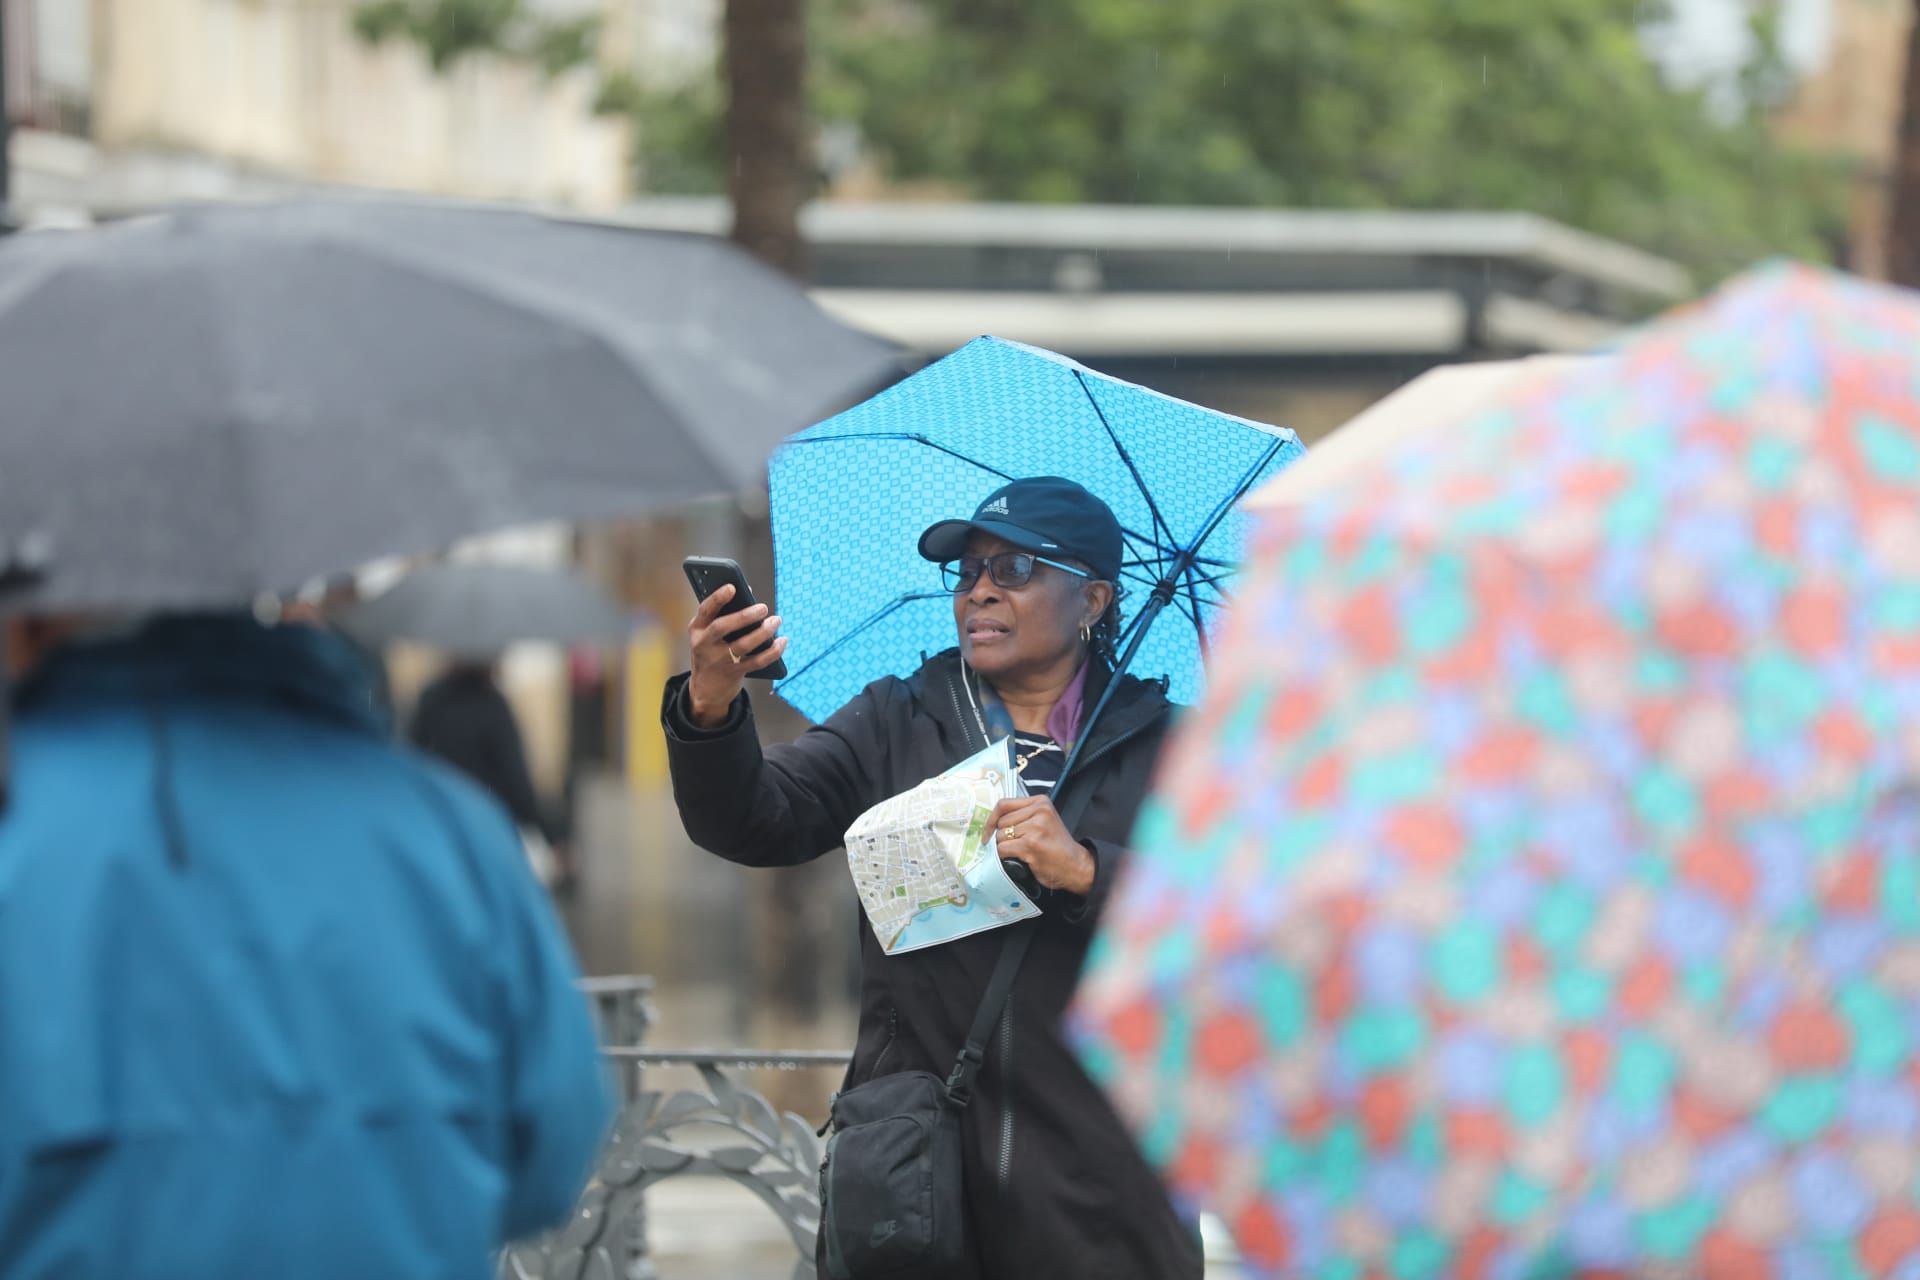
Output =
[{"x1": 1057, "y1": 571, "x2": 1179, "y2": 793}]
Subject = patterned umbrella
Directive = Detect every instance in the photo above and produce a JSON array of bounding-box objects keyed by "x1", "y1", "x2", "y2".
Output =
[{"x1": 1071, "y1": 264, "x2": 1920, "y2": 1279}]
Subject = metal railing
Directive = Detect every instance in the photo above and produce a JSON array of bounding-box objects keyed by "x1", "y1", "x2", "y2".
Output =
[{"x1": 500, "y1": 977, "x2": 849, "y2": 1280}]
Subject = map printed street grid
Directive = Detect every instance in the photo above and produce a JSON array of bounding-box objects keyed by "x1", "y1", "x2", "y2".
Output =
[{"x1": 844, "y1": 738, "x2": 1041, "y2": 955}]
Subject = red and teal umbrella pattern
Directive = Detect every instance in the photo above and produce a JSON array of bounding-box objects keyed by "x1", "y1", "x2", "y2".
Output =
[{"x1": 1071, "y1": 264, "x2": 1920, "y2": 1278}]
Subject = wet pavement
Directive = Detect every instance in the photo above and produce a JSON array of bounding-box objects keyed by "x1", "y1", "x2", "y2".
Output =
[
  {"x1": 561, "y1": 776, "x2": 1249, "y2": 1278},
  {"x1": 641, "y1": 1180, "x2": 1248, "y2": 1279}
]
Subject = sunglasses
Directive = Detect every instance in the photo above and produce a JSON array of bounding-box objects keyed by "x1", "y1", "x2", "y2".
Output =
[{"x1": 940, "y1": 552, "x2": 1093, "y2": 593}]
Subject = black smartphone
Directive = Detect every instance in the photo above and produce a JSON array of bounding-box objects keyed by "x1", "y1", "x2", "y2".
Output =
[{"x1": 683, "y1": 555, "x2": 788, "y2": 680}]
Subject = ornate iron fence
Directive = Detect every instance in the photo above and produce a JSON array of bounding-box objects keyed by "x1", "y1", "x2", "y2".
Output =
[{"x1": 499, "y1": 977, "x2": 850, "y2": 1280}]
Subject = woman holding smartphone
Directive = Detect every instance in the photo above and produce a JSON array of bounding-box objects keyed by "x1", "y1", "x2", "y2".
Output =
[{"x1": 662, "y1": 476, "x2": 1201, "y2": 1280}]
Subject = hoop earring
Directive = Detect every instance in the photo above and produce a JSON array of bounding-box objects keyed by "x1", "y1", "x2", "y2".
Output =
[{"x1": 1079, "y1": 624, "x2": 1092, "y2": 644}]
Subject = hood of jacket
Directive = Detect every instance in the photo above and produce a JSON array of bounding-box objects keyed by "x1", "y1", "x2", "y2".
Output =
[{"x1": 17, "y1": 613, "x2": 391, "y2": 736}]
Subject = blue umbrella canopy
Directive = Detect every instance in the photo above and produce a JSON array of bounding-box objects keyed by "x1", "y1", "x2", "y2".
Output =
[{"x1": 768, "y1": 337, "x2": 1302, "y2": 727}]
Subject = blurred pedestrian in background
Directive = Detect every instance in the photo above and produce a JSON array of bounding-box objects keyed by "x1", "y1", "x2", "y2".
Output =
[
  {"x1": 0, "y1": 613, "x2": 610, "y2": 1277},
  {"x1": 410, "y1": 657, "x2": 568, "y2": 890}
]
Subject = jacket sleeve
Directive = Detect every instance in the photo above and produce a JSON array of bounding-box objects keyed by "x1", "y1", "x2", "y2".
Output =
[
  {"x1": 469, "y1": 801, "x2": 614, "y2": 1239},
  {"x1": 661, "y1": 672, "x2": 891, "y2": 867},
  {"x1": 1058, "y1": 837, "x2": 1125, "y2": 928}
]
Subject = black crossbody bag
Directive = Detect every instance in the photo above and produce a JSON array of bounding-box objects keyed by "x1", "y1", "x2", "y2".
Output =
[
  {"x1": 818, "y1": 713, "x2": 1097, "y2": 1279},
  {"x1": 817, "y1": 922, "x2": 1036, "y2": 1279}
]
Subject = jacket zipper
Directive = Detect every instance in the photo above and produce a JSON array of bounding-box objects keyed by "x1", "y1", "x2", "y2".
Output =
[
  {"x1": 948, "y1": 662, "x2": 1167, "y2": 1199},
  {"x1": 947, "y1": 669, "x2": 987, "y2": 752},
  {"x1": 995, "y1": 1002, "x2": 1015, "y2": 1190},
  {"x1": 990, "y1": 714, "x2": 1162, "y2": 1193},
  {"x1": 872, "y1": 1007, "x2": 899, "y2": 1077}
]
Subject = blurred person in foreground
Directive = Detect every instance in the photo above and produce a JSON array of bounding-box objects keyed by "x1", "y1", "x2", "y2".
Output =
[
  {"x1": 280, "y1": 571, "x2": 394, "y2": 718},
  {"x1": 662, "y1": 477, "x2": 1202, "y2": 1279},
  {"x1": 0, "y1": 611, "x2": 610, "y2": 1278}
]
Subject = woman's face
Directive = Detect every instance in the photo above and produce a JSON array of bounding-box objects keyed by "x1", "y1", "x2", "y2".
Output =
[{"x1": 950, "y1": 531, "x2": 1108, "y2": 681}]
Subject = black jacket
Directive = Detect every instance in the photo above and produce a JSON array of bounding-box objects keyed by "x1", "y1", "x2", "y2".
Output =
[
  {"x1": 409, "y1": 668, "x2": 549, "y2": 840},
  {"x1": 662, "y1": 649, "x2": 1202, "y2": 1280}
]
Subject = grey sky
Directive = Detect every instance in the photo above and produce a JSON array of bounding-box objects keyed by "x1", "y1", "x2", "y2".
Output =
[{"x1": 1656, "y1": 0, "x2": 1834, "y2": 85}]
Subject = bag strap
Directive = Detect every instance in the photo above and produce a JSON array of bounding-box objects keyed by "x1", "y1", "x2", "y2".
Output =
[
  {"x1": 943, "y1": 776, "x2": 1098, "y2": 1110},
  {"x1": 943, "y1": 921, "x2": 1035, "y2": 1110},
  {"x1": 936, "y1": 658, "x2": 1105, "y2": 1111}
]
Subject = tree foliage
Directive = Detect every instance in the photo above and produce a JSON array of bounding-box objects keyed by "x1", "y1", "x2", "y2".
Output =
[
  {"x1": 351, "y1": 0, "x2": 1847, "y2": 274},
  {"x1": 353, "y1": 0, "x2": 718, "y2": 195},
  {"x1": 352, "y1": 0, "x2": 598, "y2": 76},
  {"x1": 810, "y1": 0, "x2": 1843, "y2": 274}
]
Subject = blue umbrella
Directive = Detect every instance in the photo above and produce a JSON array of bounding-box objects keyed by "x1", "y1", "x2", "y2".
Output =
[{"x1": 768, "y1": 338, "x2": 1302, "y2": 758}]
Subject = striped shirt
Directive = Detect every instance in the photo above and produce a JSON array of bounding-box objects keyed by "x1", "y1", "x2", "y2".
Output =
[{"x1": 1012, "y1": 731, "x2": 1064, "y2": 796}]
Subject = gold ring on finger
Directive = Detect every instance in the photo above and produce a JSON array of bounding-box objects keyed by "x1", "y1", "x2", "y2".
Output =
[
  {"x1": 727, "y1": 647, "x2": 740, "y2": 663},
  {"x1": 1005, "y1": 825, "x2": 1021, "y2": 841}
]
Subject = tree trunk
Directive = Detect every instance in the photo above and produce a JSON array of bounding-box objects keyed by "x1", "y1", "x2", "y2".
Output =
[
  {"x1": 1888, "y1": 0, "x2": 1920, "y2": 286},
  {"x1": 723, "y1": 0, "x2": 808, "y2": 277},
  {"x1": 0, "y1": 0, "x2": 13, "y2": 214},
  {"x1": 722, "y1": 0, "x2": 813, "y2": 1072}
]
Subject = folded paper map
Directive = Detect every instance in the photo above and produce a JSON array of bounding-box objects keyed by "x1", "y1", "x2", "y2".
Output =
[{"x1": 844, "y1": 737, "x2": 1042, "y2": 955}]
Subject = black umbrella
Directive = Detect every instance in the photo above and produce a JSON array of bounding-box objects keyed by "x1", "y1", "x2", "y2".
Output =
[
  {"x1": 0, "y1": 198, "x2": 900, "y2": 611},
  {"x1": 341, "y1": 563, "x2": 633, "y2": 657}
]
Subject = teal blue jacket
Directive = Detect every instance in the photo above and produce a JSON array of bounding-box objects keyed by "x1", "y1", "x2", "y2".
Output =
[{"x1": 0, "y1": 616, "x2": 610, "y2": 1278}]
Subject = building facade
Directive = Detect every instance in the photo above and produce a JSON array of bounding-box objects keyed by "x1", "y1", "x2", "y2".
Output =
[
  {"x1": 1776, "y1": 0, "x2": 1912, "y2": 277},
  {"x1": 618, "y1": 196, "x2": 1690, "y2": 442},
  {"x1": 6, "y1": 0, "x2": 649, "y2": 220}
]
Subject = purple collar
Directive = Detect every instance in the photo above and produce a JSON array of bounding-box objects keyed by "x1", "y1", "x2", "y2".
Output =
[
  {"x1": 977, "y1": 659, "x2": 1093, "y2": 747},
  {"x1": 1045, "y1": 660, "x2": 1091, "y2": 748}
]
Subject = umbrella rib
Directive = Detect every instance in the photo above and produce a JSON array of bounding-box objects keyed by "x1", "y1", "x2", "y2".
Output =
[
  {"x1": 1172, "y1": 438, "x2": 1288, "y2": 581},
  {"x1": 1071, "y1": 370, "x2": 1179, "y2": 572},
  {"x1": 790, "y1": 434, "x2": 1182, "y2": 582},
  {"x1": 1121, "y1": 548, "x2": 1232, "y2": 613},
  {"x1": 1160, "y1": 437, "x2": 1277, "y2": 658},
  {"x1": 1181, "y1": 590, "x2": 1212, "y2": 664},
  {"x1": 1159, "y1": 587, "x2": 1205, "y2": 629},
  {"x1": 1062, "y1": 436, "x2": 1287, "y2": 780},
  {"x1": 1182, "y1": 564, "x2": 1235, "y2": 596},
  {"x1": 1133, "y1": 556, "x2": 1230, "y2": 601},
  {"x1": 782, "y1": 433, "x2": 1019, "y2": 484},
  {"x1": 777, "y1": 590, "x2": 952, "y2": 689},
  {"x1": 302, "y1": 232, "x2": 762, "y2": 492}
]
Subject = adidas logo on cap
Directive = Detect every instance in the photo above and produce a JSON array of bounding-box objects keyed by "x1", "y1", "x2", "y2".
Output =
[{"x1": 980, "y1": 496, "x2": 1011, "y2": 517}]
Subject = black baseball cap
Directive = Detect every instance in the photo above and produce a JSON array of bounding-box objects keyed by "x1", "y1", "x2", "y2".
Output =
[{"x1": 917, "y1": 476, "x2": 1123, "y2": 581}]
